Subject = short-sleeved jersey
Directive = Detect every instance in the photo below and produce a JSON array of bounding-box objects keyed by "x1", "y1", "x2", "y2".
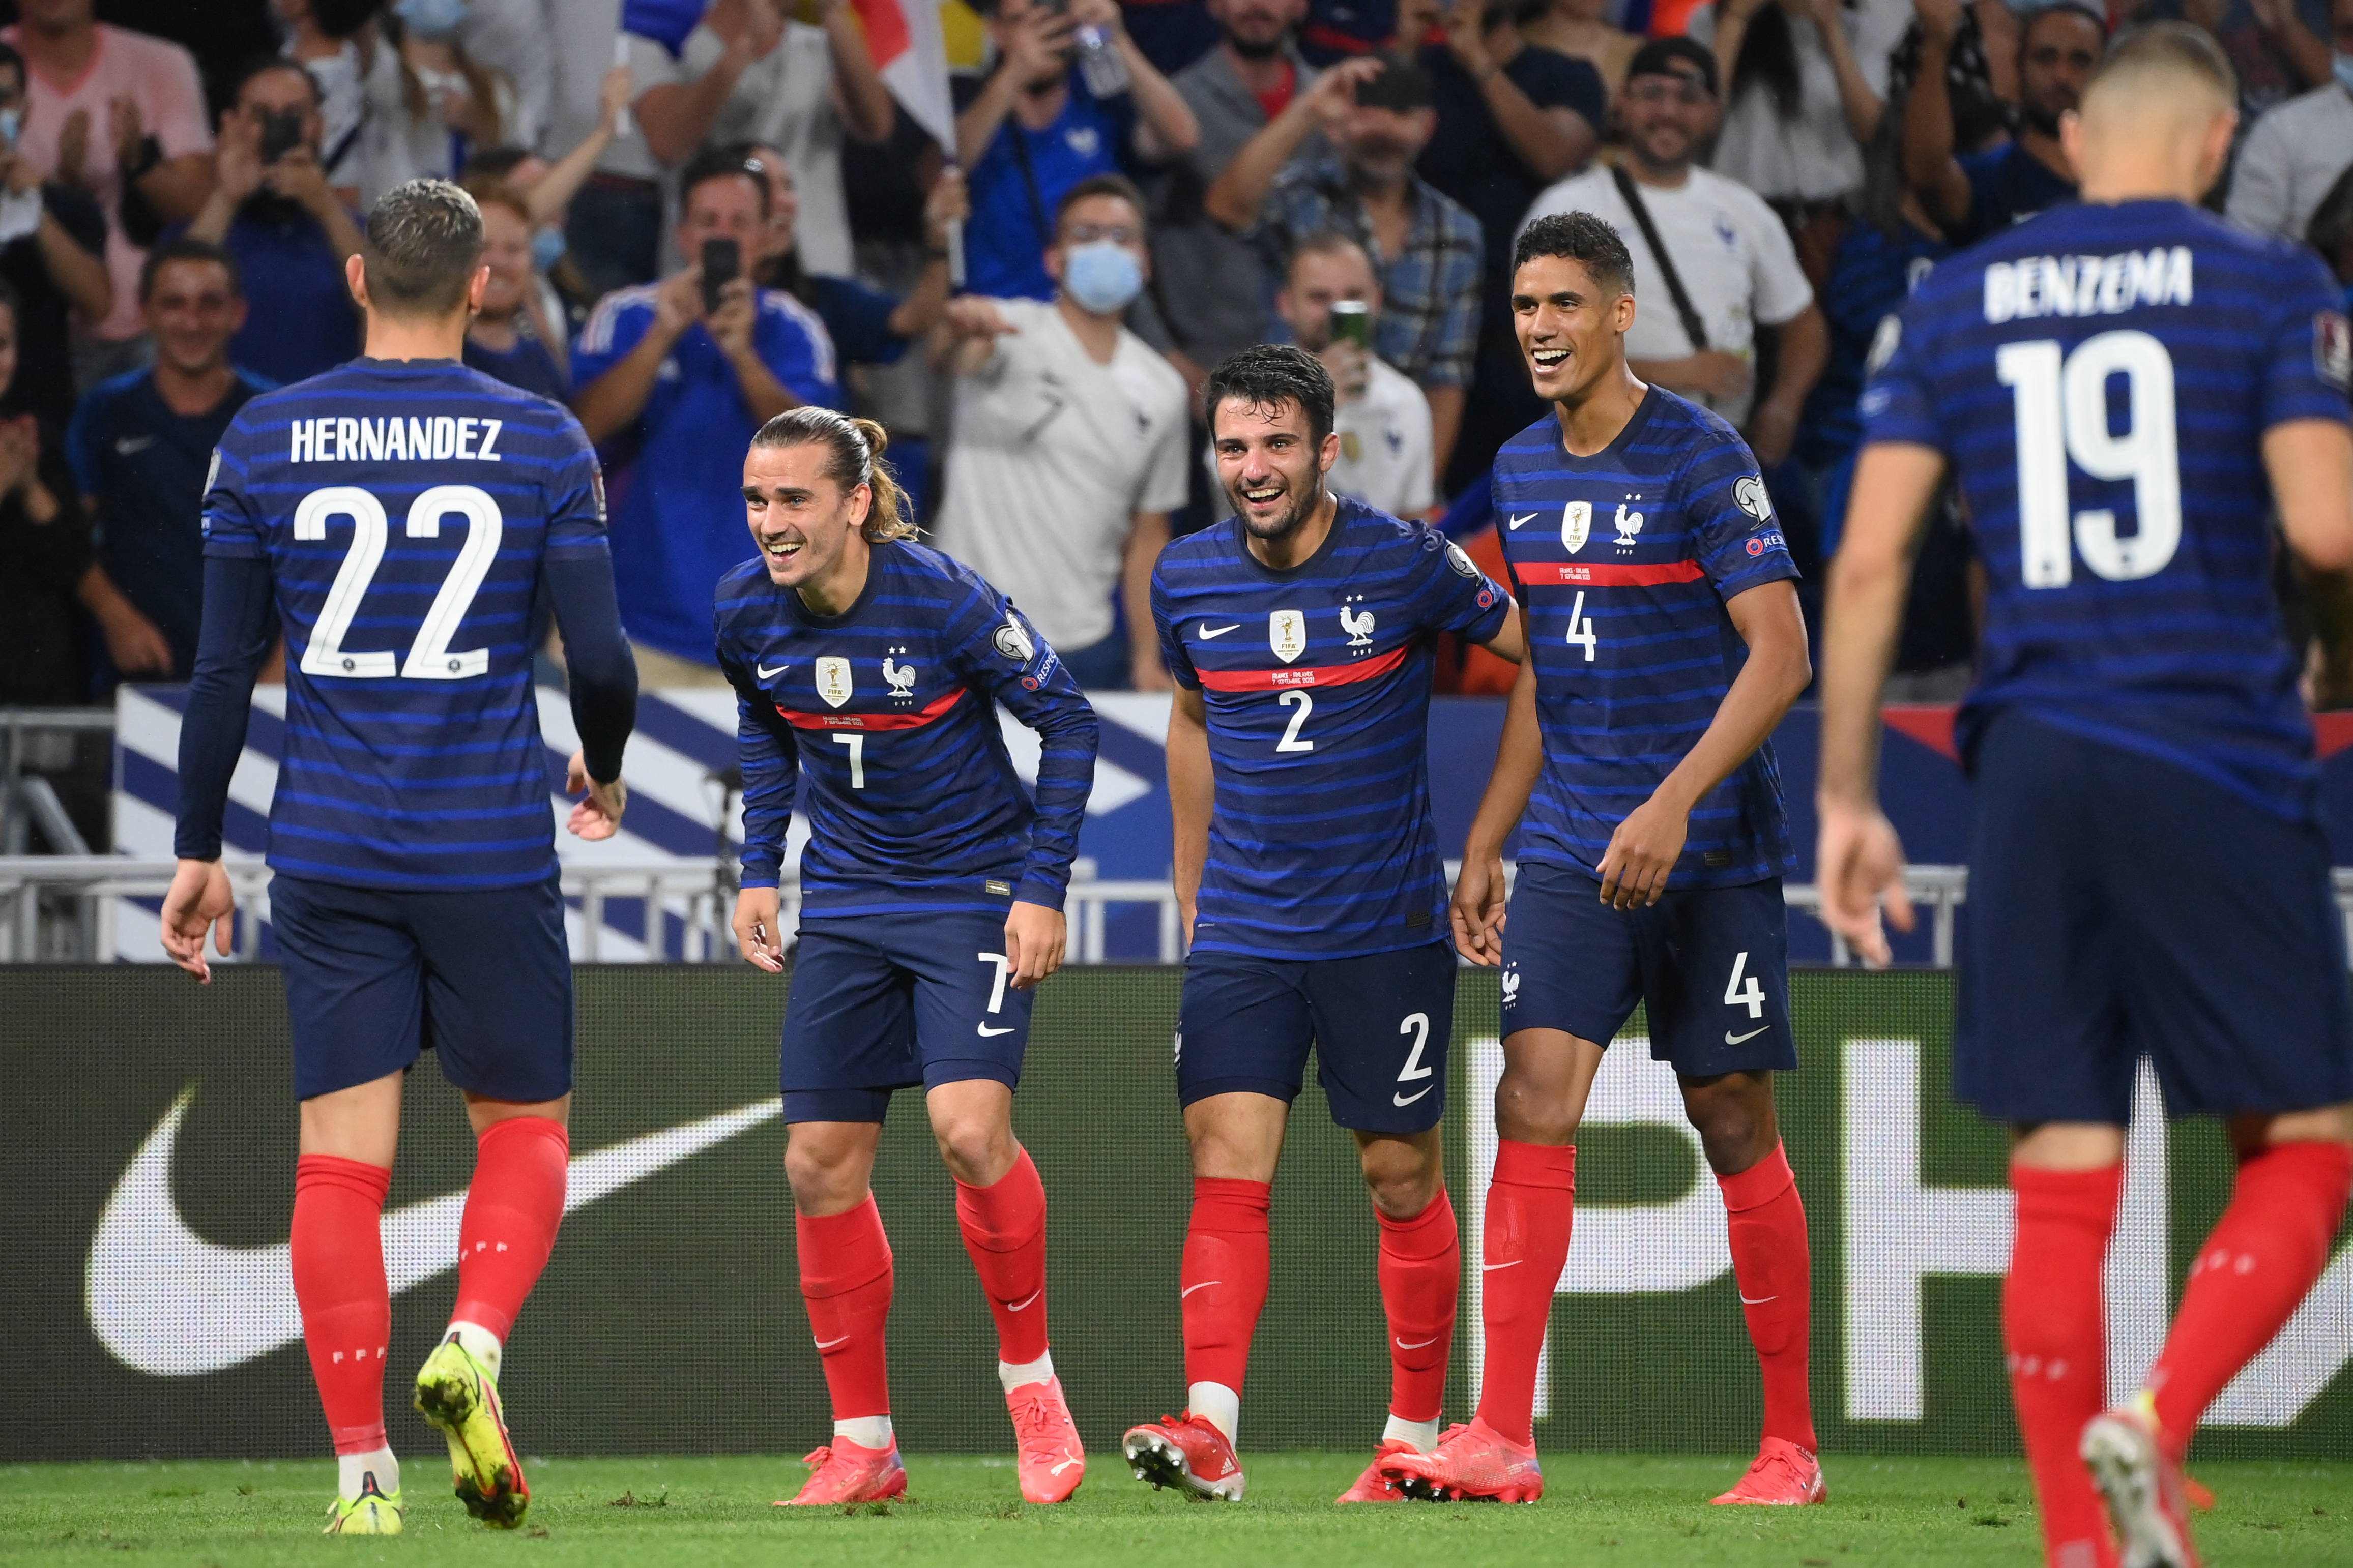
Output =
[
  {"x1": 1152, "y1": 500, "x2": 1511, "y2": 959},
  {"x1": 201, "y1": 360, "x2": 610, "y2": 890},
  {"x1": 715, "y1": 540, "x2": 1098, "y2": 916},
  {"x1": 1493, "y1": 388, "x2": 1800, "y2": 887},
  {"x1": 1861, "y1": 200, "x2": 2353, "y2": 818}
]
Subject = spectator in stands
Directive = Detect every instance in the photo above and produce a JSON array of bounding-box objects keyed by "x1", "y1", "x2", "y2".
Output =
[
  {"x1": 929, "y1": 175, "x2": 1189, "y2": 691},
  {"x1": 572, "y1": 145, "x2": 840, "y2": 680},
  {"x1": 1403, "y1": 0, "x2": 1601, "y2": 489},
  {"x1": 1522, "y1": 0, "x2": 1642, "y2": 98},
  {"x1": 2127, "y1": 0, "x2": 2334, "y2": 122},
  {"x1": 1522, "y1": 37, "x2": 1825, "y2": 466},
  {"x1": 1210, "y1": 54, "x2": 1483, "y2": 475},
  {"x1": 462, "y1": 182, "x2": 569, "y2": 400},
  {"x1": 368, "y1": 0, "x2": 522, "y2": 191},
  {"x1": 1157, "y1": 0, "x2": 1333, "y2": 394},
  {"x1": 2225, "y1": 0, "x2": 2353, "y2": 240},
  {"x1": 67, "y1": 241, "x2": 269, "y2": 682},
  {"x1": 957, "y1": 0, "x2": 1201, "y2": 302},
  {"x1": 0, "y1": 278, "x2": 101, "y2": 705},
  {"x1": 1883, "y1": 0, "x2": 2021, "y2": 160},
  {"x1": 272, "y1": 0, "x2": 380, "y2": 202},
  {"x1": 460, "y1": 61, "x2": 635, "y2": 331},
  {"x1": 181, "y1": 60, "x2": 366, "y2": 388},
  {"x1": 450, "y1": 0, "x2": 560, "y2": 152},
  {"x1": 3, "y1": 0, "x2": 216, "y2": 391},
  {"x1": 0, "y1": 41, "x2": 111, "y2": 428},
  {"x1": 1902, "y1": 0, "x2": 2101, "y2": 247}
]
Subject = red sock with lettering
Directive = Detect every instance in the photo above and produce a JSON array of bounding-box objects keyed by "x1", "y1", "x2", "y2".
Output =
[
  {"x1": 955, "y1": 1145, "x2": 1051, "y2": 1368},
  {"x1": 1181, "y1": 1178, "x2": 1273, "y2": 1400},
  {"x1": 1376, "y1": 1189, "x2": 1460, "y2": 1425},
  {"x1": 2147, "y1": 1141, "x2": 2353, "y2": 1458},
  {"x1": 798, "y1": 1196, "x2": 895, "y2": 1420},
  {"x1": 448, "y1": 1117, "x2": 569, "y2": 1349},
  {"x1": 1475, "y1": 1141, "x2": 1577, "y2": 1448},
  {"x1": 2007, "y1": 1162, "x2": 2122, "y2": 1568},
  {"x1": 1717, "y1": 1141, "x2": 1816, "y2": 1452},
  {"x1": 292, "y1": 1154, "x2": 394, "y2": 1457}
]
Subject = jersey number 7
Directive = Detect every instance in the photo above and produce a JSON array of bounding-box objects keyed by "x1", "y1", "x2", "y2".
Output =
[
  {"x1": 1994, "y1": 330, "x2": 2181, "y2": 588},
  {"x1": 292, "y1": 484, "x2": 505, "y2": 680}
]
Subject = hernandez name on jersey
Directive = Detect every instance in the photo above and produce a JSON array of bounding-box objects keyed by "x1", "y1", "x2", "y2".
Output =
[
  {"x1": 200, "y1": 360, "x2": 610, "y2": 889},
  {"x1": 1862, "y1": 200, "x2": 2353, "y2": 817},
  {"x1": 1494, "y1": 387, "x2": 1799, "y2": 887},
  {"x1": 1152, "y1": 499, "x2": 1510, "y2": 959},
  {"x1": 715, "y1": 540, "x2": 1098, "y2": 916}
]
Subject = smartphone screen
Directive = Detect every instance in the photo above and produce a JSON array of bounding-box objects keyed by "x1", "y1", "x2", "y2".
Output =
[{"x1": 701, "y1": 238, "x2": 741, "y2": 315}]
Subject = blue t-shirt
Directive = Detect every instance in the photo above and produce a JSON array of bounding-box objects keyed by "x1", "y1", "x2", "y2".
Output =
[
  {"x1": 715, "y1": 540, "x2": 1098, "y2": 915},
  {"x1": 959, "y1": 67, "x2": 1136, "y2": 302},
  {"x1": 570, "y1": 284, "x2": 840, "y2": 662},
  {"x1": 179, "y1": 204, "x2": 363, "y2": 387},
  {"x1": 1954, "y1": 142, "x2": 2076, "y2": 247},
  {"x1": 1493, "y1": 389, "x2": 1800, "y2": 888},
  {"x1": 198, "y1": 359, "x2": 609, "y2": 889},
  {"x1": 1861, "y1": 199, "x2": 2353, "y2": 818},
  {"x1": 1799, "y1": 219, "x2": 1949, "y2": 472},
  {"x1": 464, "y1": 330, "x2": 569, "y2": 404},
  {"x1": 1152, "y1": 500, "x2": 1511, "y2": 958}
]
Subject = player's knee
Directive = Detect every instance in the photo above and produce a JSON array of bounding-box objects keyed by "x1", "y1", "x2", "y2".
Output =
[
  {"x1": 1361, "y1": 1152, "x2": 1442, "y2": 1218},
  {"x1": 1682, "y1": 1079, "x2": 1775, "y2": 1174},
  {"x1": 1494, "y1": 1067, "x2": 1579, "y2": 1144},
  {"x1": 783, "y1": 1138, "x2": 864, "y2": 1210},
  {"x1": 928, "y1": 1112, "x2": 1014, "y2": 1187}
]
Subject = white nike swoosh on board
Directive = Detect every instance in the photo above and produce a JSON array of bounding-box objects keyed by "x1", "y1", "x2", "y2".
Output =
[
  {"x1": 1481, "y1": 1259, "x2": 1522, "y2": 1272},
  {"x1": 1392, "y1": 1086, "x2": 1434, "y2": 1107},
  {"x1": 1008, "y1": 1290, "x2": 1042, "y2": 1312},
  {"x1": 977, "y1": 1023, "x2": 1015, "y2": 1037},
  {"x1": 1179, "y1": 1280, "x2": 1222, "y2": 1297},
  {"x1": 1724, "y1": 1025, "x2": 1771, "y2": 1044},
  {"x1": 814, "y1": 1334, "x2": 852, "y2": 1349},
  {"x1": 756, "y1": 663, "x2": 790, "y2": 679},
  {"x1": 1395, "y1": 1337, "x2": 1438, "y2": 1350},
  {"x1": 1197, "y1": 624, "x2": 1240, "y2": 639},
  {"x1": 1738, "y1": 1294, "x2": 1777, "y2": 1306},
  {"x1": 1507, "y1": 513, "x2": 1536, "y2": 529},
  {"x1": 86, "y1": 1086, "x2": 782, "y2": 1377}
]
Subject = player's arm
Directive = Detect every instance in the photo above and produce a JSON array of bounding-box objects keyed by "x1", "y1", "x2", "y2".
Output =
[
  {"x1": 1453, "y1": 600, "x2": 1539, "y2": 965},
  {"x1": 1167, "y1": 685, "x2": 1212, "y2": 948},
  {"x1": 2265, "y1": 418, "x2": 2353, "y2": 707},
  {"x1": 542, "y1": 552, "x2": 637, "y2": 839},
  {"x1": 722, "y1": 649, "x2": 801, "y2": 973},
  {"x1": 162, "y1": 552, "x2": 276, "y2": 982},
  {"x1": 1477, "y1": 596, "x2": 1528, "y2": 664},
  {"x1": 1815, "y1": 439, "x2": 1946, "y2": 963},
  {"x1": 1596, "y1": 575, "x2": 1809, "y2": 910}
]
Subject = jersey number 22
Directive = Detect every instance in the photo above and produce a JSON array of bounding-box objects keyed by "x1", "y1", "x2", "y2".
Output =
[{"x1": 293, "y1": 484, "x2": 504, "y2": 680}]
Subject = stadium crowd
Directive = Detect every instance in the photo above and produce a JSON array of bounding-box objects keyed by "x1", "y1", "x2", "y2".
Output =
[{"x1": 3, "y1": 0, "x2": 2351, "y2": 722}]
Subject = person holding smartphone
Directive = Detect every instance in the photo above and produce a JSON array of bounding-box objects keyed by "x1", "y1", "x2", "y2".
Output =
[{"x1": 571, "y1": 145, "x2": 842, "y2": 685}]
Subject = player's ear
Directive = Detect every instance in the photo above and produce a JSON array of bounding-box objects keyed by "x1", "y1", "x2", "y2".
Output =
[
  {"x1": 344, "y1": 252, "x2": 369, "y2": 312},
  {"x1": 1319, "y1": 429, "x2": 1342, "y2": 474},
  {"x1": 847, "y1": 480, "x2": 873, "y2": 532},
  {"x1": 1613, "y1": 288, "x2": 1635, "y2": 334},
  {"x1": 466, "y1": 263, "x2": 491, "y2": 317}
]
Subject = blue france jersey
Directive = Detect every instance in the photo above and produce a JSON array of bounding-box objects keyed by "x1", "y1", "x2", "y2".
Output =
[
  {"x1": 1862, "y1": 201, "x2": 2353, "y2": 817},
  {"x1": 1493, "y1": 389, "x2": 1800, "y2": 887},
  {"x1": 201, "y1": 360, "x2": 607, "y2": 889},
  {"x1": 1153, "y1": 501, "x2": 1511, "y2": 959},
  {"x1": 715, "y1": 541, "x2": 1098, "y2": 916}
]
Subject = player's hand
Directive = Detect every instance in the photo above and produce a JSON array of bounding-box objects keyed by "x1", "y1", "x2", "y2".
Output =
[
  {"x1": 1004, "y1": 900, "x2": 1066, "y2": 989},
  {"x1": 1596, "y1": 793, "x2": 1688, "y2": 909},
  {"x1": 1450, "y1": 850, "x2": 1509, "y2": 965},
  {"x1": 733, "y1": 885, "x2": 786, "y2": 972},
  {"x1": 564, "y1": 748, "x2": 627, "y2": 839},
  {"x1": 160, "y1": 859, "x2": 236, "y2": 983},
  {"x1": 1816, "y1": 798, "x2": 1913, "y2": 967},
  {"x1": 707, "y1": 275, "x2": 757, "y2": 359}
]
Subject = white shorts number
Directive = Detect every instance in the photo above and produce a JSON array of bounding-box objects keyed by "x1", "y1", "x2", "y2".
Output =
[{"x1": 1723, "y1": 950, "x2": 1765, "y2": 1019}]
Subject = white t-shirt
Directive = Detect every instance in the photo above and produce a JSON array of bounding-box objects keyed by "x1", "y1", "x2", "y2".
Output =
[
  {"x1": 1204, "y1": 356, "x2": 1435, "y2": 521},
  {"x1": 933, "y1": 298, "x2": 1192, "y2": 653},
  {"x1": 684, "y1": 21, "x2": 855, "y2": 278},
  {"x1": 1690, "y1": 0, "x2": 1910, "y2": 204},
  {"x1": 1521, "y1": 164, "x2": 1815, "y2": 426}
]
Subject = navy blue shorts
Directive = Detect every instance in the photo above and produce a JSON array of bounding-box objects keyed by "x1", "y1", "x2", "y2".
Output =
[
  {"x1": 1958, "y1": 713, "x2": 2353, "y2": 1125},
  {"x1": 1174, "y1": 942, "x2": 1455, "y2": 1133},
  {"x1": 1498, "y1": 861, "x2": 1797, "y2": 1076},
  {"x1": 271, "y1": 872, "x2": 573, "y2": 1103},
  {"x1": 779, "y1": 910, "x2": 1033, "y2": 1123}
]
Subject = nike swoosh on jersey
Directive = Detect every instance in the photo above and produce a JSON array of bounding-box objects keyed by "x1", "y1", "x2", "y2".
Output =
[
  {"x1": 978, "y1": 1023, "x2": 1016, "y2": 1037},
  {"x1": 1724, "y1": 1025, "x2": 1771, "y2": 1045},
  {"x1": 86, "y1": 1086, "x2": 782, "y2": 1377},
  {"x1": 757, "y1": 663, "x2": 790, "y2": 679},
  {"x1": 1197, "y1": 623, "x2": 1240, "y2": 639},
  {"x1": 1392, "y1": 1085, "x2": 1434, "y2": 1107},
  {"x1": 1507, "y1": 513, "x2": 1535, "y2": 529}
]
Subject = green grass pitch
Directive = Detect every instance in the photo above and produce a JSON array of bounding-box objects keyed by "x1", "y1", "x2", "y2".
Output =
[{"x1": 3, "y1": 1454, "x2": 2349, "y2": 1566}]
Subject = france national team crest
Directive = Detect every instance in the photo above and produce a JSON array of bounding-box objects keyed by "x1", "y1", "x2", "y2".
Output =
[
  {"x1": 1614, "y1": 499, "x2": 1645, "y2": 549},
  {"x1": 1562, "y1": 500, "x2": 1590, "y2": 554},
  {"x1": 815, "y1": 656, "x2": 854, "y2": 708},
  {"x1": 883, "y1": 649, "x2": 917, "y2": 699},
  {"x1": 1270, "y1": 609, "x2": 1306, "y2": 663},
  {"x1": 1341, "y1": 596, "x2": 1376, "y2": 648}
]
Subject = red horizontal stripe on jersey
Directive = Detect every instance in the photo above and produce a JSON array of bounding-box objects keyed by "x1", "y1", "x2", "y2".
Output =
[
  {"x1": 1518, "y1": 559, "x2": 1705, "y2": 586},
  {"x1": 1196, "y1": 643, "x2": 1409, "y2": 693},
  {"x1": 775, "y1": 686, "x2": 966, "y2": 731}
]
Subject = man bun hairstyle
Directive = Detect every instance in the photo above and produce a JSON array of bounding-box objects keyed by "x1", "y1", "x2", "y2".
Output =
[
  {"x1": 1203, "y1": 343, "x2": 1337, "y2": 452},
  {"x1": 1514, "y1": 211, "x2": 1636, "y2": 300},
  {"x1": 363, "y1": 178, "x2": 485, "y2": 318},
  {"x1": 751, "y1": 407, "x2": 918, "y2": 543},
  {"x1": 2084, "y1": 20, "x2": 2235, "y2": 112}
]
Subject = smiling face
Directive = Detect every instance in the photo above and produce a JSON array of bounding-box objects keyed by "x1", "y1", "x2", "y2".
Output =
[
  {"x1": 1617, "y1": 63, "x2": 1717, "y2": 173},
  {"x1": 144, "y1": 258, "x2": 245, "y2": 377},
  {"x1": 1211, "y1": 393, "x2": 1339, "y2": 542},
  {"x1": 742, "y1": 439, "x2": 872, "y2": 591},
  {"x1": 1513, "y1": 251, "x2": 1633, "y2": 406},
  {"x1": 476, "y1": 199, "x2": 531, "y2": 318}
]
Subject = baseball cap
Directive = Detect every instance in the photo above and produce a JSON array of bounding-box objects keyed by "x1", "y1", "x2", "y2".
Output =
[{"x1": 1624, "y1": 36, "x2": 1720, "y2": 98}]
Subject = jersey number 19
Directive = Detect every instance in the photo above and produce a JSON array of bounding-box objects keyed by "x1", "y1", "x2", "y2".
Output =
[{"x1": 1994, "y1": 330, "x2": 2181, "y2": 589}]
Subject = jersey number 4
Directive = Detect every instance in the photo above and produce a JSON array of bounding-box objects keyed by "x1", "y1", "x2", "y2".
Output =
[
  {"x1": 1995, "y1": 331, "x2": 2180, "y2": 588},
  {"x1": 294, "y1": 484, "x2": 504, "y2": 679}
]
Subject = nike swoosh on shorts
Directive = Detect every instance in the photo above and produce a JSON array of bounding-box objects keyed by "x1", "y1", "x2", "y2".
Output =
[
  {"x1": 1393, "y1": 1085, "x2": 1434, "y2": 1107},
  {"x1": 1724, "y1": 1025, "x2": 1770, "y2": 1045},
  {"x1": 978, "y1": 1023, "x2": 1016, "y2": 1037}
]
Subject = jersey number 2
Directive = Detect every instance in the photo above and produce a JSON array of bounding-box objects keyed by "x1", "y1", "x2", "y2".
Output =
[
  {"x1": 1994, "y1": 331, "x2": 2181, "y2": 588},
  {"x1": 294, "y1": 484, "x2": 504, "y2": 679}
]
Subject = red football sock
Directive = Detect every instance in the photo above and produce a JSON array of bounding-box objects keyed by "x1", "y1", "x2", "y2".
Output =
[
  {"x1": 955, "y1": 1144, "x2": 1051, "y2": 1367},
  {"x1": 798, "y1": 1196, "x2": 894, "y2": 1419},
  {"x1": 2147, "y1": 1141, "x2": 2353, "y2": 1458},
  {"x1": 2007, "y1": 1162, "x2": 2122, "y2": 1568},
  {"x1": 1377, "y1": 1189, "x2": 1460, "y2": 1424},
  {"x1": 1475, "y1": 1141, "x2": 1576, "y2": 1448},
  {"x1": 1181, "y1": 1177, "x2": 1272, "y2": 1395},
  {"x1": 1717, "y1": 1141, "x2": 1816, "y2": 1452},
  {"x1": 291, "y1": 1154, "x2": 394, "y2": 1455},
  {"x1": 448, "y1": 1116, "x2": 569, "y2": 1341}
]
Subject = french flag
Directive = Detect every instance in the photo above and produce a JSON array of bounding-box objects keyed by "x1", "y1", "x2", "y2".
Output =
[{"x1": 851, "y1": 0, "x2": 955, "y2": 149}]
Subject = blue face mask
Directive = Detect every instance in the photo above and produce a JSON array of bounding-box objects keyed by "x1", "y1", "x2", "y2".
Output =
[
  {"x1": 1061, "y1": 240, "x2": 1143, "y2": 316},
  {"x1": 2335, "y1": 51, "x2": 2353, "y2": 96},
  {"x1": 394, "y1": 0, "x2": 470, "y2": 40},
  {"x1": 531, "y1": 225, "x2": 567, "y2": 273},
  {"x1": 0, "y1": 109, "x2": 18, "y2": 146}
]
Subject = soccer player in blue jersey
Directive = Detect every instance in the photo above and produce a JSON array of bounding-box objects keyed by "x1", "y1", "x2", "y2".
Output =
[
  {"x1": 1117, "y1": 344, "x2": 1526, "y2": 1505},
  {"x1": 718, "y1": 407, "x2": 1100, "y2": 1507},
  {"x1": 1818, "y1": 27, "x2": 2353, "y2": 1568},
  {"x1": 160, "y1": 180, "x2": 639, "y2": 1536},
  {"x1": 1385, "y1": 213, "x2": 1819, "y2": 1507}
]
